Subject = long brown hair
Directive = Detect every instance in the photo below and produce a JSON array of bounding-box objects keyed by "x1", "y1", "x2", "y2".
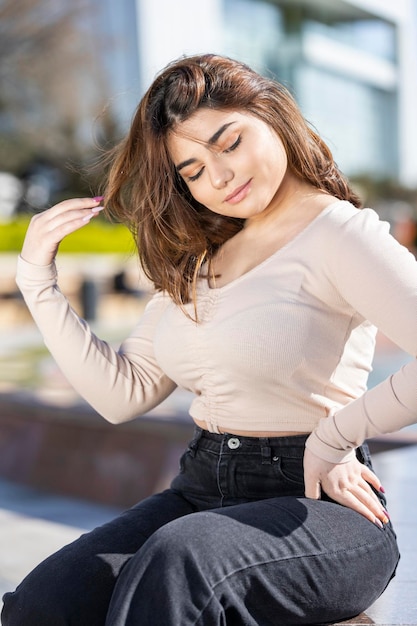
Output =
[{"x1": 103, "y1": 53, "x2": 361, "y2": 312}]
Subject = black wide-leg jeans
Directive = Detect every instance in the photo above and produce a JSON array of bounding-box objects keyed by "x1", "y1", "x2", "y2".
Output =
[{"x1": 2, "y1": 429, "x2": 399, "y2": 626}]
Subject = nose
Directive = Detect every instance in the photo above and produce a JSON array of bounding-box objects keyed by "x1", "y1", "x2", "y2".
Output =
[{"x1": 208, "y1": 156, "x2": 234, "y2": 189}]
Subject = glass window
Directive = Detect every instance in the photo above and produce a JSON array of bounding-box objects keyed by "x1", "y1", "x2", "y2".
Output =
[
  {"x1": 296, "y1": 65, "x2": 398, "y2": 178},
  {"x1": 222, "y1": 0, "x2": 398, "y2": 180},
  {"x1": 223, "y1": 0, "x2": 283, "y2": 74},
  {"x1": 304, "y1": 18, "x2": 397, "y2": 63}
]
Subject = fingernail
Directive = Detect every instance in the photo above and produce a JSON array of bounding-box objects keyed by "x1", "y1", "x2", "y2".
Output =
[
  {"x1": 379, "y1": 486, "x2": 386, "y2": 493},
  {"x1": 374, "y1": 518, "x2": 383, "y2": 529},
  {"x1": 82, "y1": 214, "x2": 93, "y2": 222},
  {"x1": 91, "y1": 206, "x2": 104, "y2": 213},
  {"x1": 383, "y1": 509, "x2": 390, "y2": 520},
  {"x1": 93, "y1": 196, "x2": 104, "y2": 201}
]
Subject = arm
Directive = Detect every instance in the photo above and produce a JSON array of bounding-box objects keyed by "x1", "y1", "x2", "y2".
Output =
[
  {"x1": 307, "y1": 207, "x2": 417, "y2": 463},
  {"x1": 304, "y1": 208, "x2": 417, "y2": 522},
  {"x1": 16, "y1": 198, "x2": 177, "y2": 422}
]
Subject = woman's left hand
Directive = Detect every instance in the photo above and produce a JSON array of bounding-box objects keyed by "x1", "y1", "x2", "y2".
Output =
[{"x1": 303, "y1": 448, "x2": 389, "y2": 527}]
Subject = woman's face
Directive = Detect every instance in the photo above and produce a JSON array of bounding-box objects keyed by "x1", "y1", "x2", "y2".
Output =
[{"x1": 167, "y1": 108, "x2": 289, "y2": 221}]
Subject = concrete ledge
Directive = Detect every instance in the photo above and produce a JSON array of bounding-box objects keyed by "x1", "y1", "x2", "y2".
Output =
[
  {"x1": 365, "y1": 430, "x2": 417, "y2": 453},
  {"x1": 0, "y1": 392, "x2": 193, "y2": 508}
]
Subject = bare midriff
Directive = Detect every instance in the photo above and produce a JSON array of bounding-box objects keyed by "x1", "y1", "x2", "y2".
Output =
[{"x1": 193, "y1": 418, "x2": 310, "y2": 438}]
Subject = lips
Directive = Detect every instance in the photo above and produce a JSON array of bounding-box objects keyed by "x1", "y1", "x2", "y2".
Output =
[{"x1": 224, "y1": 179, "x2": 252, "y2": 204}]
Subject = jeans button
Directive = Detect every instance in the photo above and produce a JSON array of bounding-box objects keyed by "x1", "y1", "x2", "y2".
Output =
[{"x1": 227, "y1": 437, "x2": 240, "y2": 450}]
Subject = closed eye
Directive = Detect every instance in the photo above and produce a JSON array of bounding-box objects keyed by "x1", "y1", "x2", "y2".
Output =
[
  {"x1": 188, "y1": 168, "x2": 204, "y2": 182},
  {"x1": 187, "y1": 135, "x2": 241, "y2": 182},
  {"x1": 224, "y1": 135, "x2": 241, "y2": 153}
]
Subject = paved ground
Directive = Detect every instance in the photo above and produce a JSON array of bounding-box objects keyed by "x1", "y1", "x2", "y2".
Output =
[
  {"x1": 1, "y1": 443, "x2": 417, "y2": 624},
  {"x1": 363, "y1": 445, "x2": 417, "y2": 624},
  {"x1": 0, "y1": 480, "x2": 121, "y2": 604}
]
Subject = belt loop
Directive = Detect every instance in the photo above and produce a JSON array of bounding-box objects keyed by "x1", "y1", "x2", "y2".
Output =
[
  {"x1": 260, "y1": 438, "x2": 272, "y2": 465},
  {"x1": 189, "y1": 427, "x2": 203, "y2": 458}
]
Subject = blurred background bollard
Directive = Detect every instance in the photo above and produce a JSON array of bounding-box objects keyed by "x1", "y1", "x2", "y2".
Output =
[{"x1": 80, "y1": 278, "x2": 98, "y2": 322}]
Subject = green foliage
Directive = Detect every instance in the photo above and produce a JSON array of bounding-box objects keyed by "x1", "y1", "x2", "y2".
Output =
[
  {"x1": 0, "y1": 219, "x2": 28, "y2": 252},
  {"x1": 0, "y1": 217, "x2": 136, "y2": 254},
  {"x1": 352, "y1": 175, "x2": 417, "y2": 209}
]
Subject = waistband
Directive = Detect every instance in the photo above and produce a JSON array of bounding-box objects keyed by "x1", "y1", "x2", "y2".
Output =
[{"x1": 188, "y1": 426, "x2": 309, "y2": 459}]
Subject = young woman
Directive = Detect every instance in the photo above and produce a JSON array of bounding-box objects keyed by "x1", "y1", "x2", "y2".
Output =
[{"x1": 3, "y1": 53, "x2": 416, "y2": 626}]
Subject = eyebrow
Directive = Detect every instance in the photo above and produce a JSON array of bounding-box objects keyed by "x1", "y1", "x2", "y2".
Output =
[{"x1": 175, "y1": 122, "x2": 236, "y2": 172}]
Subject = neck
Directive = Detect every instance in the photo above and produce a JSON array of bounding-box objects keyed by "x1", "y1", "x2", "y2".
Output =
[{"x1": 245, "y1": 172, "x2": 326, "y2": 232}]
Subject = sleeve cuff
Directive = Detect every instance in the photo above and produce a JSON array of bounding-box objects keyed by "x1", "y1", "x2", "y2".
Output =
[
  {"x1": 16, "y1": 255, "x2": 57, "y2": 285},
  {"x1": 305, "y1": 429, "x2": 357, "y2": 464}
]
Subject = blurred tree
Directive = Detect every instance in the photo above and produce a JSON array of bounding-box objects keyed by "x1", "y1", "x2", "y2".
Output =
[
  {"x1": 352, "y1": 175, "x2": 417, "y2": 209},
  {"x1": 0, "y1": 0, "x2": 120, "y2": 196}
]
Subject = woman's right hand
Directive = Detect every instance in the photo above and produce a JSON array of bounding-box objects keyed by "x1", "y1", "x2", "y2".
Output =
[{"x1": 21, "y1": 197, "x2": 104, "y2": 266}]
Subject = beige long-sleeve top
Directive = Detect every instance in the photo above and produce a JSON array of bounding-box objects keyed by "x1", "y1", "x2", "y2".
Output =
[{"x1": 16, "y1": 200, "x2": 417, "y2": 463}]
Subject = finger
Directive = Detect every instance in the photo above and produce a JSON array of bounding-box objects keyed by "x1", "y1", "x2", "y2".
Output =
[
  {"x1": 319, "y1": 479, "x2": 383, "y2": 525},
  {"x1": 361, "y1": 465, "x2": 384, "y2": 494},
  {"x1": 357, "y1": 474, "x2": 381, "y2": 499},
  {"x1": 28, "y1": 197, "x2": 103, "y2": 232},
  {"x1": 43, "y1": 202, "x2": 104, "y2": 235},
  {"x1": 357, "y1": 483, "x2": 385, "y2": 514},
  {"x1": 21, "y1": 198, "x2": 104, "y2": 266},
  {"x1": 358, "y1": 468, "x2": 389, "y2": 513},
  {"x1": 340, "y1": 490, "x2": 390, "y2": 527},
  {"x1": 44, "y1": 196, "x2": 103, "y2": 218},
  {"x1": 345, "y1": 482, "x2": 389, "y2": 525}
]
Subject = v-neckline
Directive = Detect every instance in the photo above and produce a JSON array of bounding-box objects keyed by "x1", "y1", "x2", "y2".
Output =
[{"x1": 200, "y1": 200, "x2": 343, "y2": 292}]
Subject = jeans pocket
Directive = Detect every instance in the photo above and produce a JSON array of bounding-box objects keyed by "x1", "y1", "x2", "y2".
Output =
[
  {"x1": 178, "y1": 449, "x2": 192, "y2": 473},
  {"x1": 226, "y1": 454, "x2": 304, "y2": 499},
  {"x1": 276, "y1": 456, "x2": 305, "y2": 487}
]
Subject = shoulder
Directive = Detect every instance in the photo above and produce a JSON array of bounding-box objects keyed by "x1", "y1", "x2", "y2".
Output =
[
  {"x1": 305, "y1": 200, "x2": 410, "y2": 285},
  {"x1": 316, "y1": 201, "x2": 392, "y2": 251},
  {"x1": 321, "y1": 200, "x2": 388, "y2": 232},
  {"x1": 141, "y1": 289, "x2": 173, "y2": 316},
  {"x1": 318, "y1": 201, "x2": 416, "y2": 283}
]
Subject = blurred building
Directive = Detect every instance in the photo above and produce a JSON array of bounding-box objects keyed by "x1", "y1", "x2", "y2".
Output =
[
  {"x1": 224, "y1": 0, "x2": 416, "y2": 188},
  {"x1": 98, "y1": 0, "x2": 417, "y2": 189}
]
